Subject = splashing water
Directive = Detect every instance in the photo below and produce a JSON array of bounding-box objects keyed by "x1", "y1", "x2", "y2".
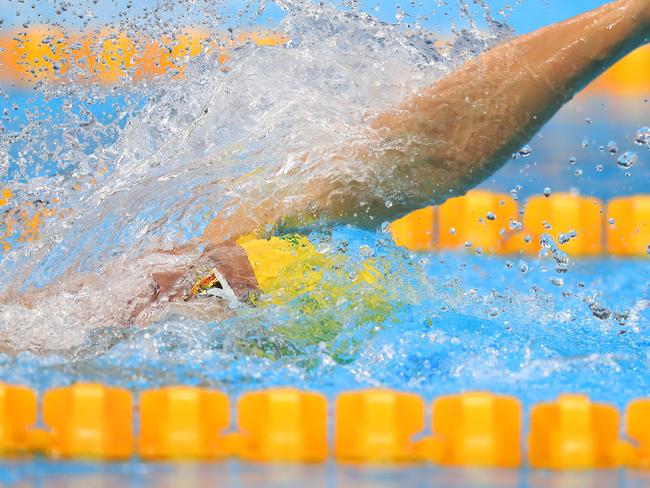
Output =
[
  {"x1": 0, "y1": 0, "x2": 507, "y2": 349},
  {"x1": 0, "y1": 0, "x2": 649, "y2": 409}
]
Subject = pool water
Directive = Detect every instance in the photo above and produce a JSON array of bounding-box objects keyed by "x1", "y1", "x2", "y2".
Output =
[
  {"x1": 4, "y1": 459, "x2": 650, "y2": 487},
  {"x1": 0, "y1": 225, "x2": 648, "y2": 410},
  {"x1": 0, "y1": 1, "x2": 649, "y2": 483},
  {"x1": 0, "y1": 0, "x2": 648, "y2": 405}
]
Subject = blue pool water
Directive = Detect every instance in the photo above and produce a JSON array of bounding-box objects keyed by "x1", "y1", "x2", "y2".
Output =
[
  {"x1": 0, "y1": 29, "x2": 649, "y2": 410},
  {"x1": 3, "y1": 459, "x2": 650, "y2": 487},
  {"x1": 0, "y1": 2, "x2": 649, "y2": 485},
  {"x1": 0, "y1": 224, "x2": 648, "y2": 411}
]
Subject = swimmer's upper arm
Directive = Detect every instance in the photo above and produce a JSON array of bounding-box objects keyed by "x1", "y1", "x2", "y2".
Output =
[{"x1": 366, "y1": 0, "x2": 649, "y2": 218}]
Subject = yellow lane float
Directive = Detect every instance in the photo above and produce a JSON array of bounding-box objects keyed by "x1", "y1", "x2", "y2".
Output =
[
  {"x1": 416, "y1": 392, "x2": 521, "y2": 467},
  {"x1": 606, "y1": 195, "x2": 650, "y2": 257},
  {"x1": 139, "y1": 386, "x2": 230, "y2": 460},
  {"x1": 334, "y1": 389, "x2": 425, "y2": 462}
]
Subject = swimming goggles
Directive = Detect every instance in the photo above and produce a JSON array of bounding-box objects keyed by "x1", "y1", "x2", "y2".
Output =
[{"x1": 184, "y1": 267, "x2": 240, "y2": 308}]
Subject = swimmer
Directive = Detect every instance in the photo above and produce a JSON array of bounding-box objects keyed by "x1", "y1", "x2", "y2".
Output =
[
  {"x1": 2, "y1": 0, "x2": 649, "y2": 333},
  {"x1": 144, "y1": 0, "x2": 650, "y2": 318}
]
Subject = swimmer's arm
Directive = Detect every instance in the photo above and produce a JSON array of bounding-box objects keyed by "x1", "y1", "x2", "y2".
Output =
[
  {"x1": 370, "y1": 0, "x2": 649, "y2": 213},
  {"x1": 203, "y1": 0, "x2": 649, "y2": 245}
]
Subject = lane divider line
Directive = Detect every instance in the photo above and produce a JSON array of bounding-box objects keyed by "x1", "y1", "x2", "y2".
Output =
[{"x1": 2, "y1": 383, "x2": 650, "y2": 467}]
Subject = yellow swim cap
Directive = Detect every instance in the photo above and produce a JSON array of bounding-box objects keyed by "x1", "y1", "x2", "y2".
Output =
[{"x1": 237, "y1": 234, "x2": 323, "y2": 296}]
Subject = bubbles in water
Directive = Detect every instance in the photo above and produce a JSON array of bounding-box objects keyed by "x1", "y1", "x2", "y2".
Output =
[
  {"x1": 596, "y1": 164, "x2": 604, "y2": 172},
  {"x1": 608, "y1": 218, "x2": 615, "y2": 225},
  {"x1": 607, "y1": 141, "x2": 618, "y2": 154},
  {"x1": 616, "y1": 151, "x2": 638, "y2": 169},
  {"x1": 543, "y1": 187, "x2": 551, "y2": 197},
  {"x1": 550, "y1": 276, "x2": 564, "y2": 287},
  {"x1": 574, "y1": 169, "x2": 583, "y2": 176},
  {"x1": 385, "y1": 200, "x2": 393, "y2": 208},
  {"x1": 634, "y1": 126, "x2": 649, "y2": 147},
  {"x1": 486, "y1": 211, "x2": 496, "y2": 221},
  {"x1": 569, "y1": 156, "x2": 577, "y2": 165}
]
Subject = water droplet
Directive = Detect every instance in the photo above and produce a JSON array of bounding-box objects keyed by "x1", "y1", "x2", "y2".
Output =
[
  {"x1": 581, "y1": 138, "x2": 589, "y2": 148},
  {"x1": 486, "y1": 211, "x2": 496, "y2": 221},
  {"x1": 574, "y1": 169, "x2": 583, "y2": 176},
  {"x1": 449, "y1": 227, "x2": 456, "y2": 235},
  {"x1": 316, "y1": 242, "x2": 332, "y2": 254},
  {"x1": 558, "y1": 230, "x2": 576, "y2": 244},
  {"x1": 550, "y1": 277, "x2": 564, "y2": 287},
  {"x1": 555, "y1": 261, "x2": 569, "y2": 274},
  {"x1": 518, "y1": 261, "x2": 528, "y2": 273},
  {"x1": 512, "y1": 145, "x2": 532, "y2": 159},
  {"x1": 540, "y1": 233, "x2": 555, "y2": 249},
  {"x1": 607, "y1": 141, "x2": 618, "y2": 154},
  {"x1": 608, "y1": 217, "x2": 615, "y2": 225},
  {"x1": 585, "y1": 118, "x2": 592, "y2": 125},
  {"x1": 599, "y1": 145, "x2": 606, "y2": 153},
  {"x1": 509, "y1": 219, "x2": 522, "y2": 230},
  {"x1": 634, "y1": 126, "x2": 649, "y2": 147},
  {"x1": 359, "y1": 244, "x2": 374, "y2": 257},
  {"x1": 569, "y1": 156, "x2": 577, "y2": 165},
  {"x1": 505, "y1": 260, "x2": 513, "y2": 269},
  {"x1": 590, "y1": 303, "x2": 611, "y2": 320},
  {"x1": 617, "y1": 151, "x2": 638, "y2": 169},
  {"x1": 543, "y1": 187, "x2": 551, "y2": 197},
  {"x1": 464, "y1": 241, "x2": 472, "y2": 248},
  {"x1": 596, "y1": 164, "x2": 604, "y2": 172},
  {"x1": 384, "y1": 200, "x2": 393, "y2": 208}
]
